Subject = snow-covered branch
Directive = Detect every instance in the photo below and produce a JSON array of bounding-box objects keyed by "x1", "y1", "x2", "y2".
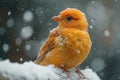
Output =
[{"x1": 0, "y1": 60, "x2": 100, "y2": 80}]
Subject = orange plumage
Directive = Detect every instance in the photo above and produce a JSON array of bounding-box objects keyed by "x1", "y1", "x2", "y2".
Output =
[{"x1": 35, "y1": 8, "x2": 92, "y2": 72}]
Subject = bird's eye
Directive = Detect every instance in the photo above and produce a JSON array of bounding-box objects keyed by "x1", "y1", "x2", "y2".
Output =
[{"x1": 66, "y1": 16, "x2": 72, "y2": 21}]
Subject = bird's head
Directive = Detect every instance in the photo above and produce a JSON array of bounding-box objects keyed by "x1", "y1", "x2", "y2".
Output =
[{"x1": 52, "y1": 8, "x2": 88, "y2": 31}]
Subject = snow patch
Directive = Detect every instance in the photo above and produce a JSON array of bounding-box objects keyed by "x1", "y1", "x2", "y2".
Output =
[{"x1": 0, "y1": 60, "x2": 101, "y2": 80}]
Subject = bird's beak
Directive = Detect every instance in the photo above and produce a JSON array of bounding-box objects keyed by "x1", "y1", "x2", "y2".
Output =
[{"x1": 52, "y1": 16, "x2": 61, "y2": 21}]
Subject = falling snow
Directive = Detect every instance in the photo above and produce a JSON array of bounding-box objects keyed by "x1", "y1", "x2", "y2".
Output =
[
  {"x1": 16, "y1": 0, "x2": 28, "y2": 11},
  {"x1": 20, "y1": 58, "x2": 23, "y2": 61},
  {"x1": 35, "y1": 7, "x2": 45, "y2": 16},
  {"x1": 87, "y1": 1, "x2": 110, "y2": 31},
  {"x1": 0, "y1": 27, "x2": 6, "y2": 36},
  {"x1": 16, "y1": 48, "x2": 20, "y2": 52},
  {"x1": 119, "y1": 76, "x2": 120, "y2": 79},
  {"x1": 7, "y1": 18, "x2": 14, "y2": 28},
  {"x1": 8, "y1": 11, "x2": 11, "y2": 16},
  {"x1": 20, "y1": 26, "x2": 33, "y2": 40},
  {"x1": 0, "y1": 1, "x2": 119, "y2": 80},
  {"x1": 91, "y1": 58, "x2": 106, "y2": 72},
  {"x1": 15, "y1": 37, "x2": 22, "y2": 45},
  {"x1": 89, "y1": 25, "x2": 93, "y2": 29},
  {"x1": 25, "y1": 44, "x2": 31, "y2": 50},
  {"x1": 40, "y1": 20, "x2": 43, "y2": 24},
  {"x1": 104, "y1": 30, "x2": 110, "y2": 37},
  {"x1": 23, "y1": 11, "x2": 34, "y2": 22},
  {"x1": 91, "y1": 1, "x2": 95, "y2": 4},
  {"x1": 90, "y1": 18, "x2": 96, "y2": 25},
  {"x1": 2, "y1": 43, "x2": 9, "y2": 53},
  {"x1": 24, "y1": 41, "x2": 42, "y2": 58}
]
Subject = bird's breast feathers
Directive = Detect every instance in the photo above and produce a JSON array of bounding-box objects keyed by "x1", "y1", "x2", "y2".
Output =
[{"x1": 45, "y1": 28, "x2": 92, "y2": 68}]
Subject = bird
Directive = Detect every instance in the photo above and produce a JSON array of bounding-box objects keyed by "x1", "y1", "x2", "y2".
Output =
[{"x1": 35, "y1": 8, "x2": 92, "y2": 78}]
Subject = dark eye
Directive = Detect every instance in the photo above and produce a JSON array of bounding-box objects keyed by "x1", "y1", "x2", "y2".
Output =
[{"x1": 66, "y1": 16, "x2": 72, "y2": 21}]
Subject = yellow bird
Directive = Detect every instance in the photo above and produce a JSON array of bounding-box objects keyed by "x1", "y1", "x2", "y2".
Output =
[{"x1": 35, "y1": 8, "x2": 92, "y2": 78}]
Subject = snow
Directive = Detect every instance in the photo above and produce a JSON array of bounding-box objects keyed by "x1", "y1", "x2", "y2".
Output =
[
  {"x1": 20, "y1": 58, "x2": 23, "y2": 61},
  {"x1": 0, "y1": 60, "x2": 101, "y2": 80},
  {"x1": 119, "y1": 76, "x2": 120, "y2": 79},
  {"x1": 104, "y1": 30, "x2": 110, "y2": 37},
  {"x1": 15, "y1": 37, "x2": 22, "y2": 45},
  {"x1": 117, "y1": 50, "x2": 120, "y2": 54},
  {"x1": 0, "y1": 27, "x2": 6, "y2": 36},
  {"x1": 7, "y1": 18, "x2": 14, "y2": 28},
  {"x1": 87, "y1": 1, "x2": 110, "y2": 31},
  {"x1": 91, "y1": 1, "x2": 95, "y2": 4},
  {"x1": 89, "y1": 25, "x2": 93, "y2": 29},
  {"x1": 2, "y1": 43, "x2": 9, "y2": 53},
  {"x1": 40, "y1": 20, "x2": 43, "y2": 24},
  {"x1": 8, "y1": 11, "x2": 11, "y2": 16},
  {"x1": 23, "y1": 11, "x2": 34, "y2": 22},
  {"x1": 25, "y1": 44, "x2": 31, "y2": 50},
  {"x1": 20, "y1": 26, "x2": 33, "y2": 40},
  {"x1": 24, "y1": 41, "x2": 42, "y2": 58},
  {"x1": 91, "y1": 58, "x2": 106, "y2": 72},
  {"x1": 35, "y1": 7, "x2": 45, "y2": 16},
  {"x1": 16, "y1": 48, "x2": 20, "y2": 52}
]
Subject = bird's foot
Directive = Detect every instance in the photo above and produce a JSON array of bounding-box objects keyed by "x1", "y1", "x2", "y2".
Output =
[
  {"x1": 76, "y1": 67, "x2": 89, "y2": 80},
  {"x1": 63, "y1": 69, "x2": 75, "y2": 80},
  {"x1": 62, "y1": 69, "x2": 70, "y2": 77}
]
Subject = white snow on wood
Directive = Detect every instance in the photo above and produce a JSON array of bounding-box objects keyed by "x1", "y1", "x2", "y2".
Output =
[{"x1": 0, "y1": 60, "x2": 101, "y2": 80}]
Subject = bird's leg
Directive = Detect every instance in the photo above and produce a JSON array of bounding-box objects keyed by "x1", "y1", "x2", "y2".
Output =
[
  {"x1": 60, "y1": 67, "x2": 70, "y2": 77},
  {"x1": 64, "y1": 69, "x2": 71, "y2": 77},
  {"x1": 57, "y1": 67, "x2": 72, "y2": 80},
  {"x1": 63, "y1": 69, "x2": 73, "y2": 80},
  {"x1": 75, "y1": 67, "x2": 86, "y2": 79}
]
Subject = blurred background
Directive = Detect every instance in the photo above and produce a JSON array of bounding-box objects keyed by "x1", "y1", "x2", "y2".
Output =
[{"x1": 0, "y1": 0, "x2": 120, "y2": 80}]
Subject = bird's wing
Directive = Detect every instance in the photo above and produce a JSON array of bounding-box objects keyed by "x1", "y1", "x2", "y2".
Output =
[{"x1": 35, "y1": 28, "x2": 60, "y2": 63}]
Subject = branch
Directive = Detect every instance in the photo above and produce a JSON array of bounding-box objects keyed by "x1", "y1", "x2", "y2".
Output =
[{"x1": 0, "y1": 60, "x2": 100, "y2": 80}]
